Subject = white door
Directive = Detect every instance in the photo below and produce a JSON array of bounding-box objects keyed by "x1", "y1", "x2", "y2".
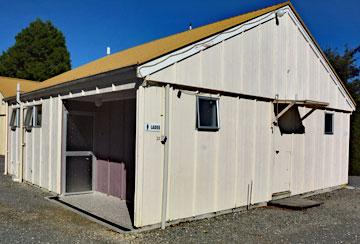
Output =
[{"x1": 272, "y1": 126, "x2": 291, "y2": 194}]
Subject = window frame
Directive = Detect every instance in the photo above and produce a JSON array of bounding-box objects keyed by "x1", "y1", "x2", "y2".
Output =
[
  {"x1": 33, "y1": 105, "x2": 42, "y2": 128},
  {"x1": 324, "y1": 112, "x2": 334, "y2": 135},
  {"x1": 24, "y1": 106, "x2": 34, "y2": 131},
  {"x1": 9, "y1": 108, "x2": 20, "y2": 130},
  {"x1": 196, "y1": 96, "x2": 220, "y2": 131}
]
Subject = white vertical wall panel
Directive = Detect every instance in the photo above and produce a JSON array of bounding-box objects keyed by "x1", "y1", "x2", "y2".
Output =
[
  {"x1": 287, "y1": 109, "x2": 350, "y2": 196},
  {"x1": 19, "y1": 97, "x2": 62, "y2": 193},
  {"x1": 135, "y1": 87, "x2": 275, "y2": 227},
  {"x1": 167, "y1": 91, "x2": 197, "y2": 220},
  {"x1": 235, "y1": 99, "x2": 255, "y2": 207},
  {"x1": 8, "y1": 112, "x2": 19, "y2": 177},
  {"x1": 134, "y1": 86, "x2": 165, "y2": 227},
  {"x1": 215, "y1": 96, "x2": 237, "y2": 211},
  {"x1": 138, "y1": 12, "x2": 354, "y2": 226},
  {"x1": 149, "y1": 14, "x2": 353, "y2": 112}
]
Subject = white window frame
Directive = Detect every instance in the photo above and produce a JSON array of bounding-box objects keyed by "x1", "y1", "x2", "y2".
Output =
[
  {"x1": 196, "y1": 96, "x2": 220, "y2": 131},
  {"x1": 324, "y1": 112, "x2": 334, "y2": 135}
]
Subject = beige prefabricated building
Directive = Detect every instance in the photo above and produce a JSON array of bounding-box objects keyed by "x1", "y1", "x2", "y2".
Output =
[
  {"x1": 0, "y1": 77, "x2": 39, "y2": 157},
  {"x1": 3, "y1": 2, "x2": 356, "y2": 230}
]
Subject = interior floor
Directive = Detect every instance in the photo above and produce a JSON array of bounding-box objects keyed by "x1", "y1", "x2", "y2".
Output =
[{"x1": 60, "y1": 192, "x2": 134, "y2": 230}]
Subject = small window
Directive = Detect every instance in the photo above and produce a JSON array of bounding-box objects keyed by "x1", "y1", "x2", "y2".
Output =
[
  {"x1": 24, "y1": 107, "x2": 34, "y2": 131},
  {"x1": 10, "y1": 108, "x2": 20, "y2": 130},
  {"x1": 34, "y1": 105, "x2": 42, "y2": 127},
  {"x1": 324, "y1": 113, "x2": 333, "y2": 135},
  {"x1": 196, "y1": 96, "x2": 219, "y2": 130}
]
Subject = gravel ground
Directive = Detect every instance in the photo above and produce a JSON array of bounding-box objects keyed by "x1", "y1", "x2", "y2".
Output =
[{"x1": 1, "y1": 156, "x2": 359, "y2": 243}]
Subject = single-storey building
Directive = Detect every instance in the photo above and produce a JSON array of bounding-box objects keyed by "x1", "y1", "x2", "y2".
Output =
[
  {"x1": 0, "y1": 77, "x2": 38, "y2": 158},
  {"x1": 3, "y1": 1, "x2": 356, "y2": 230}
]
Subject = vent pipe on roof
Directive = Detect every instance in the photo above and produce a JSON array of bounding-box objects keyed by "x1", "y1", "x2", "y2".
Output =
[
  {"x1": 106, "y1": 46, "x2": 111, "y2": 55},
  {"x1": 16, "y1": 83, "x2": 21, "y2": 104}
]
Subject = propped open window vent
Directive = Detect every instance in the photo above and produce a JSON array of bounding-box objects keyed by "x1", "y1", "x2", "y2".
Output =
[{"x1": 274, "y1": 104, "x2": 305, "y2": 134}]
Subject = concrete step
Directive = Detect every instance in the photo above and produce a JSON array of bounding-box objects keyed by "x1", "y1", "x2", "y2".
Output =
[{"x1": 269, "y1": 197, "x2": 323, "y2": 210}]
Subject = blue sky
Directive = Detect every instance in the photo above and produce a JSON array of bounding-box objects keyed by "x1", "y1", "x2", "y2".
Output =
[{"x1": 0, "y1": 0, "x2": 359, "y2": 68}]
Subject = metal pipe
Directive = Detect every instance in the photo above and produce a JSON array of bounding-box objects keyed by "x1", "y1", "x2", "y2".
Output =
[
  {"x1": 4, "y1": 102, "x2": 9, "y2": 175},
  {"x1": 15, "y1": 82, "x2": 24, "y2": 182},
  {"x1": 16, "y1": 83, "x2": 20, "y2": 104},
  {"x1": 161, "y1": 84, "x2": 170, "y2": 229},
  {"x1": 19, "y1": 102, "x2": 24, "y2": 182},
  {"x1": 249, "y1": 180, "x2": 253, "y2": 206},
  {"x1": 247, "y1": 184, "x2": 250, "y2": 210}
]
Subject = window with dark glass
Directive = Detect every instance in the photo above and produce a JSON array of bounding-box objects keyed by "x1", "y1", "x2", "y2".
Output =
[
  {"x1": 324, "y1": 113, "x2": 333, "y2": 134},
  {"x1": 24, "y1": 107, "x2": 34, "y2": 130},
  {"x1": 10, "y1": 108, "x2": 19, "y2": 130},
  {"x1": 196, "y1": 96, "x2": 219, "y2": 130},
  {"x1": 34, "y1": 105, "x2": 42, "y2": 127}
]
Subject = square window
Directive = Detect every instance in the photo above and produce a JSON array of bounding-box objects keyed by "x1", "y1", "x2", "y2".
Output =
[
  {"x1": 10, "y1": 108, "x2": 20, "y2": 130},
  {"x1": 196, "y1": 96, "x2": 219, "y2": 130},
  {"x1": 324, "y1": 113, "x2": 333, "y2": 134}
]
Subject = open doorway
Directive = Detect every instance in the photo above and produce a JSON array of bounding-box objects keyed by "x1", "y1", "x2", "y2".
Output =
[{"x1": 61, "y1": 89, "x2": 136, "y2": 229}]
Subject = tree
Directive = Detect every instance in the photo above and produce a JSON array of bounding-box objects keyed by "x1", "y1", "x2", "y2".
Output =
[
  {"x1": 0, "y1": 18, "x2": 71, "y2": 81},
  {"x1": 325, "y1": 46, "x2": 360, "y2": 175}
]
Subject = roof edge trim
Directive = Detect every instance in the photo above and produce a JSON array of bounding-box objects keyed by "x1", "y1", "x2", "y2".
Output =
[
  {"x1": 137, "y1": 7, "x2": 279, "y2": 78},
  {"x1": 137, "y1": 4, "x2": 356, "y2": 110}
]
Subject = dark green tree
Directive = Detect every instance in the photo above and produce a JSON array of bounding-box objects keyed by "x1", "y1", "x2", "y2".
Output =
[
  {"x1": 325, "y1": 46, "x2": 360, "y2": 175},
  {"x1": 0, "y1": 18, "x2": 71, "y2": 81}
]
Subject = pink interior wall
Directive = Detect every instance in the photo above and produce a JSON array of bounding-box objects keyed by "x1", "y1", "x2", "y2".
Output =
[{"x1": 93, "y1": 99, "x2": 136, "y2": 201}]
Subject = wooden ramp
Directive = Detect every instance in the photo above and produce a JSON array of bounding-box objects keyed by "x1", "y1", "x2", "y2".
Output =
[{"x1": 269, "y1": 197, "x2": 323, "y2": 210}]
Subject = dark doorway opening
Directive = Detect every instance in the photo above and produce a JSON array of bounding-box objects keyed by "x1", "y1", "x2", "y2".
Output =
[{"x1": 62, "y1": 89, "x2": 136, "y2": 228}]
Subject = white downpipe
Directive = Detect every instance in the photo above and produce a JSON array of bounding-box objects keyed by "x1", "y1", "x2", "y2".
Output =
[
  {"x1": 16, "y1": 83, "x2": 21, "y2": 104},
  {"x1": 161, "y1": 84, "x2": 170, "y2": 229},
  {"x1": 17, "y1": 83, "x2": 24, "y2": 182},
  {"x1": 4, "y1": 102, "x2": 9, "y2": 175}
]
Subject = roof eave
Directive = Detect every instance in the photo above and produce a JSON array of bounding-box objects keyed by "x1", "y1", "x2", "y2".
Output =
[{"x1": 5, "y1": 65, "x2": 139, "y2": 103}]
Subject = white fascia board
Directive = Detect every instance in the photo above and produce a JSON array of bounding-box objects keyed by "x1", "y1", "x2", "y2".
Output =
[
  {"x1": 285, "y1": 8, "x2": 356, "y2": 110},
  {"x1": 137, "y1": 6, "x2": 355, "y2": 110},
  {"x1": 137, "y1": 8, "x2": 279, "y2": 77}
]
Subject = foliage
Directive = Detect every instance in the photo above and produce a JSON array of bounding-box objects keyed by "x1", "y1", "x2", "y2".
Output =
[
  {"x1": 325, "y1": 46, "x2": 360, "y2": 175},
  {"x1": 0, "y1": 19, "x2": 71, "y2": 81}
]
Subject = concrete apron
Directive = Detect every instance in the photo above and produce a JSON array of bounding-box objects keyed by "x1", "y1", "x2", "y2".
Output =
[{"x1": 46, "y1": 184, "x2": 348, "y2": 234}]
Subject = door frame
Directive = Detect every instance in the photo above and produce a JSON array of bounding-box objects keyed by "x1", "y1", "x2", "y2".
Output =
[
  {"x1": 61, "y1": 104, "x2": 96, "y2": 195},
  {"x1": 271, "y1": 124, "x2": 292, "y2": 196}
]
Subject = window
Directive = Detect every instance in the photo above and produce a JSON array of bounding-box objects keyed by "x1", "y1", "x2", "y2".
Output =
[
  {"x1": 34, "y1": 105, "x2": 42, "y2": 127},
  {"x1": 196, "y1": 96, "x2": 219, "y2": 130},
  {"x1": 274, "y1": 104, "x2": 305, "y2": 134},
  {"x1": 324, "y1": 113, "x2": 333, "y2": 134},
  {"x1": 24, "y1": 107, "x2": 34, "y2": 130},
  {"x1": 9, "y1": 108, "x2": 19, "y2": 130},
  {"x1": 24, "y1": 105, "x2": 42, "y2": 130}
]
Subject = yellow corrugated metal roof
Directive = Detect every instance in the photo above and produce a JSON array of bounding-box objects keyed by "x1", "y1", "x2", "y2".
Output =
[
  {"x1": 6, "y1": 1, "x2": 354, "y2": 107},
  {"x1": 0, "y1": 76, "x2": 39, "y2": 98},
  {"x1": 24, "y1": 1, "x2": 290, "y2": 93}
]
